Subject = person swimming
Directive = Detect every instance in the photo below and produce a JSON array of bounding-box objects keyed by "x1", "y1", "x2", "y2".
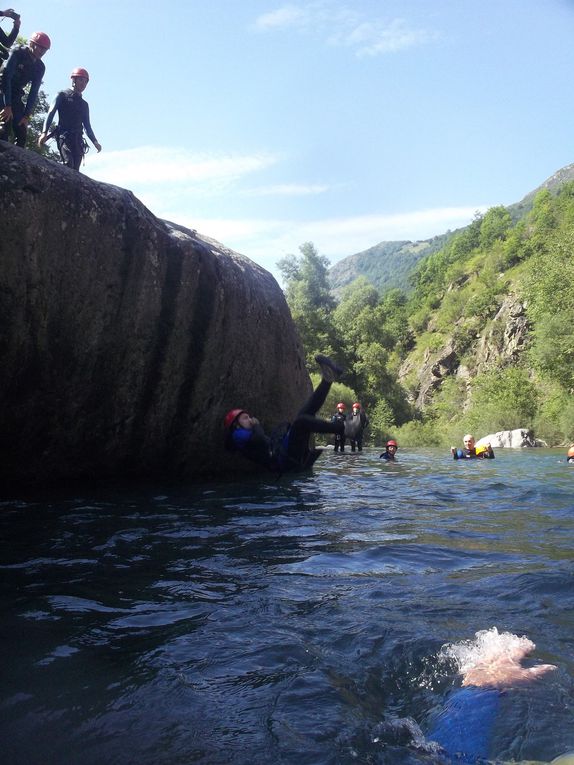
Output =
[{"x1": 428, "y1": 628, "x2": 557, "y2": 763}]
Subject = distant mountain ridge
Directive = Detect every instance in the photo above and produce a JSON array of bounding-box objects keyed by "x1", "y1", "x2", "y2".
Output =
[{"x1": 328, "y1": 162, "x2": 574, "y2": 295}]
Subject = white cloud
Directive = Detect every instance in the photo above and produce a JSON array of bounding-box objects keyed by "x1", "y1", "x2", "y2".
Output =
[
  {"x1": 254, "y1": 4, "x2": 308, "y2": 30},
  {"x1": 242, "y1": 183, "x2": 330, "y2": 197},
  {"x1": 84, "y1": 146, "x2": 278, "y2": 189},
  {"x1": 167, "y1": 206, "x2": 488, "y2": 281},
  {"x1": 253, "y1": 3, "x2": 437, "y2": 56}
]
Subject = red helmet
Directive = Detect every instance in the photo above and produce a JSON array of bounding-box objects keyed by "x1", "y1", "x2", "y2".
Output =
[
  {"x1": 387, "y1": 439, "x2": 398, "y2": 448},
  {"x1": 71, "y1": 67, "x2": 89, "y2": 81},
  {"x1": 337, "y1": 402, "x2": 346, "y2": 410},
  {"x1": 568, "y1": 446, "x2": 574, "y2": 459},
  {"x1": 353, "y1": 402, "x2": 361, "y2": 409},
  {"x1": 224, "y1": 409, "x2": 245, "y2": 430},
  {"x1": 30, "y1": 31, "x2": 51, "y2": 50}
]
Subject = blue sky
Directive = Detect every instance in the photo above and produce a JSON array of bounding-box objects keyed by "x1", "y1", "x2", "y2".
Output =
[{"x1": 12, "y1": 0, "x2": 574, "y2": 280}]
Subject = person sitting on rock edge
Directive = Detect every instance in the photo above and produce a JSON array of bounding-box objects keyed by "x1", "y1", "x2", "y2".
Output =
[
  {"x1": 451, "y1": 433, "x2": 494, "y2": 460},
  {"x1": 39, "y1": 67, "x2": 101, "y2": 170},
  {"x1": 0, "y1": 30, "x2": 50, "y2": 147},
  {"x1": 332, "y1": 401, "x2": 347, "y2": 453},
  {"x1": 224, "y1": 355, "x2": 350, "y2": 474},
  {"x1": 379, "y1": 439, "x2": 398, "y2": 461}
]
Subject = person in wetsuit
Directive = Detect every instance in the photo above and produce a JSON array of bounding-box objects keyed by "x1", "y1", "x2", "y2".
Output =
[
  {"x1": 428, "y1": 632, "x2": 556, "y2": 763},
  {"x1": 347, "y1": 402, "x2": 369, "y2": 452},
  {"x1": 332, "y1": 402, "x2": 347, "y2": 453},
  {"x1": 379, "y1": 439, "x2": 398, "y2": 461},
  {"x1": 0, "y1": 30, "x2": 50, "y2": 147},
  {"x1": 0, "y1": 8, "x2": 20, "y2": 65},
  {"x1": 39, "y1": 67, "x2": 101, "y2": 170},
  {"x1": 224, "y1": 355, "x2": 349, "y2": 474},
  {"x1": 451, "y1": 433, "x2": 494, "y2": 460}
]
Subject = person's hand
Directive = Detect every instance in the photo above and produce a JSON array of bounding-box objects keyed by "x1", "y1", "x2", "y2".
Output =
[
  {"x1": 450, "y1": 446, "x2": 456, "y2": 455},
  {"x1": 38, "y1": 132, "x2": 47, "y2": 147},
  {"x1": 94, "y1": 141, "x2": 102, "y2": 152},
  {"x1": 0, "y1": 105, "x2": 13, "y2": 122},
  {"x1": 17, "y1": 114, "x2": 30, "y2": 127},
  {"x1": 461, "y1": 637, "x2": 556, "y2": 687},
  {"x1": 2, "y1": 8, "x2": 20, "y2": 21}
]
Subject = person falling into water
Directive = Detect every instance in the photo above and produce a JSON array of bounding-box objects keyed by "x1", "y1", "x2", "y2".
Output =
[
  {"x1": 0, "y1": 30, "x2": 50, "y2": 147},
  {"x1": 224, "y1": 355, "x2": 353, "y2": 474},
  {"x1": 39, "y1": 67, "x2": 101, "y2": 170}
]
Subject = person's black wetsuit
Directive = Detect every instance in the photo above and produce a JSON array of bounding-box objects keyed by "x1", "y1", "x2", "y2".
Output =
[
  {"x1": 230, "y1": 380, "x2": 345, "y2": 473},
  {"x1": 42, "y1": 89, "x2": 99, "y2": 170},
  {"x1": 0, "y1": 45, "x2": 45, "y2": 146}
]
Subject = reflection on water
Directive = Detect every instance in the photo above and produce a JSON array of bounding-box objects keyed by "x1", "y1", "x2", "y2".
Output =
[{"x1": 1, "y1": 448, "x2": 573, "y2": 764}]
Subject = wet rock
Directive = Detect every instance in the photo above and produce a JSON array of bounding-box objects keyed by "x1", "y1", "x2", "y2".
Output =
[
  {"x1": 476, "y1": 429, "x2": 545, "y2": 448},
  {"x1": 0, "y1": 141, "x2": 309, "y2": 486}
]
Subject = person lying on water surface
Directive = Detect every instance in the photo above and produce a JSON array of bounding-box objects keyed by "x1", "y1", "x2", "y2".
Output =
[
  {"x1": 451, "y1": 433, "x2": 495, "y2": 460},
  {"x1": 224, "y1": 355, "x2": 352, "y2": 473}
]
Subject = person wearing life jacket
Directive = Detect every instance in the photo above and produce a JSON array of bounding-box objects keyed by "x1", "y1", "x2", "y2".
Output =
[
  {"x1": 0, "y1": 8, "x2": 20, "y2": 65},
  {"x1": 331, "y1": 401, "x2": 347, "y2": 453},
  {"x1": 0, "y1": 30, "x2": 50, "y2": 147},
  {"x1": 451, "y1": 433, "x2": 495, "y2": 460},
  {"x1": 39, "y1": 67, "x2": 101, "y2": 170},
  {"x1": 379, "y1": 439, "x2": 398, "y2": 461},
  {"x1": 347, "y1": 402, "x2": 369, "y2": 452},
  {"x1": 224, "y1": 355, "x2": 349, "y2": 474},
  {"x1": 566, "y1": 445, "x2": 574, "y2": 464}
]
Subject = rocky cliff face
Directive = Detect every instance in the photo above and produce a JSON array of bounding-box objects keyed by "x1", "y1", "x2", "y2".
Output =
[
  {"x1": 399, "y1": 294, "x2": 530, "y2": 411},
  {"x1": 0, "y1": 141, "x2": 309, "y2": 487}
]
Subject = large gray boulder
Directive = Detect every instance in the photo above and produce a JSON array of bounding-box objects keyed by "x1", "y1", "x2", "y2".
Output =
[
  {"x1": 0, "y1": 141, "x2": 310, "y2": 487},
  {"x1": 476, "y1": 429, "x2": 546, "y2": 448}
]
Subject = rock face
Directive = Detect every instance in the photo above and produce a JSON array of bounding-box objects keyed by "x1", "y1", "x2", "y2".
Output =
[
  {"x1": 474, "y1": 295, "x2": 530, "y2": 373},
  {"x1": 0, "y1": 141, "x2": 309, "y2": 487},
  {"x1": 476, "y1": 429, "x2": 546, "y2": 448}
]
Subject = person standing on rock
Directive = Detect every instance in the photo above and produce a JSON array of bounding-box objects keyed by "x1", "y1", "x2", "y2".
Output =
[
  {"x1": 0, "y1": 8, "x2": 21, "y2": 65},
  {"x1": 347, "y1": 402, "x2": 369, "y2": 452},
  {"x1": 331, "y1": 402, "x2": 347, "y2": 453},
  {"x1": 224, "y1": 355, "x2": 350, "y2": 474},
  {"x1": 38, "y1": 67, "x2": 101, "y2": 170},
  {"x1": 0, "y1": 30, "x2": 50, "y2": 147},
  {"x1": 451, "y1": 434, "x2": 494, "y2": 459}
]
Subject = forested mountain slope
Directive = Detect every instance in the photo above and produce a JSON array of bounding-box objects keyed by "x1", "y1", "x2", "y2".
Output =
[
  {"x1": 280, "y1": 168, "x2": 574, "y2": 448},
  {"x1": 329, "y1": 163, "x2": 574, "y2": 297}
]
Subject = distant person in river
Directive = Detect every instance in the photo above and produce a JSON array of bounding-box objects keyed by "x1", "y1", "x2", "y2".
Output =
[
  {"x1": 39, "y1": 67, "x2": 101, "y2": 170},
  {"x1": 347, "y1": 402, "x2": 369, "y2": 452},
  {"x1": 224, "y1": 355, "x2": 351, "y2": 474},
  {"x1": 428, "y1": 630, "x2": 556, "y2": 764},
  {"x1": 0, "y1": 30, "x2": 50, "y2": 147},
  {"x1": 0, "y1": 8, "x2": 20, "y2": 64},
  {"x1": 451, "y1": 433, "x2": 494, "y2": 460},
  {"x1": 567, "y1": 446, "x2": 574, "y2": 464},
  {"x1": 331, "y1": 401, "x2": 347, "y2": 453},
  {"x1": 379, "y1": 439, "x2": 398, "y2": 461}
]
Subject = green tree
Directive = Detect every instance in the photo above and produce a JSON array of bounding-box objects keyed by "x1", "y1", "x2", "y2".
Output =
[{"x1": 278, "y1": 242, "x2": 341, "y2": 366}]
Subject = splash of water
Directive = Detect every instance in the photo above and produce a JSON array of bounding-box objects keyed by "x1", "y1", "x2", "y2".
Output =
[{"x1": 439, "y1": 626, "x2": 535, "y2": 675}]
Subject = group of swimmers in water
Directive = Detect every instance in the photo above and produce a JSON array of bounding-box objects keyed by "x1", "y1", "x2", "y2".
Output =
[{"x1": 224, "y1": 355, "x2": 574, "y2": 474}]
